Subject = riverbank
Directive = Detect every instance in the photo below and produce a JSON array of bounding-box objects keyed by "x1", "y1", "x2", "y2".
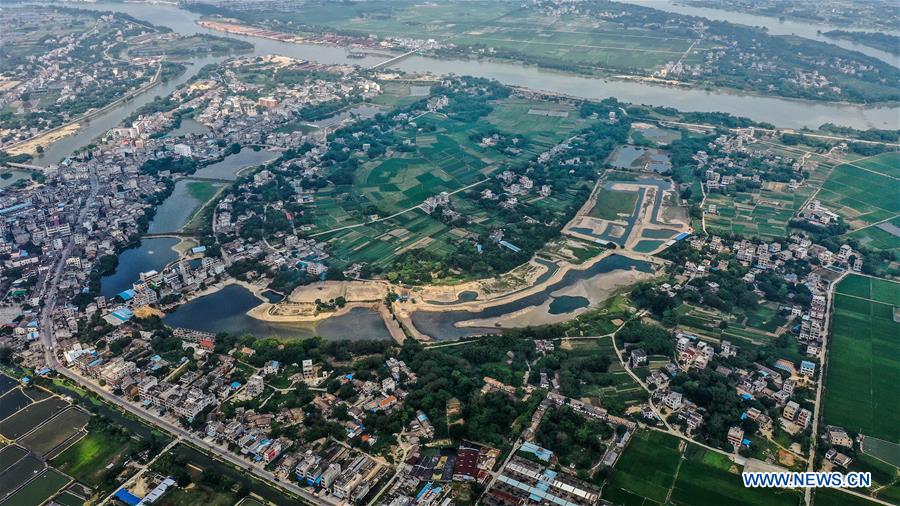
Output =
[
  {"x1": 247, "y1": 299, "x2": 379, "y2": 323},
  {"x1": 6, "y1": 124, "x2": 81, "y2": 156},
  {"x1": 5, "y1": 63, "x2": 166, "y2": 157},
  {"x1": 240, "y1": 247, "x2": 664, "y2": 342},
  {"x1": 455, "y1": 266, "x2": 655, "y2": 329},
  {"x1": 180, "y1": 277, "x2": 268, "y2": 306},
  {"x1": 16, "y1": 0, "x2": 896, "y2": 169}
]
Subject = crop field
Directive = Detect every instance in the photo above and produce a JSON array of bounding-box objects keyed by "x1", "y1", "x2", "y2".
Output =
[
  {"x1": 845, "y1": 215, "x2": 900, "y2": 251},
  {"x1": 486, "y1": 98, "x2": 583, "y2": 145},
  {"x1": 557, "y1": 338, "x2": 647, "y2": 404},
  {"x1": 862, "y1": 436, "x2": 900, "y2": 468},
  {"x1": 813, "y1": 488, "x2": 882, "y2": 506},
  {"x1": 607, "y1": 431, "x2": 802, "y2": 506},
  {"x1": 19, "y1": 408, "x2": 90, "y2": 457},
  {"x1": 464, "y1": 9, "x2": 712, "y2": 70},
  {"x1": 823, "y1": 275, "x2": 900, "y2": 443},
  {"x1": 842, "y1": 451, "x2": 899, "y2": 499},
  {"x1": 0, "y1": 397, "x2": 69, "y2": 439},
  {"x1": 817, "y1": 152, "x2": 900, "y2": 229},
  {"x1": 674, "y1": 303, "x2": 785, "y2": 351},
  {"x1": 274, "y1": 0, "x2": 514, "y2": 39},
  {"x1": 670, "y1": 445, "x2": 801, "y2": 506},
  {"x1": 157, "y1": 486, "x2": 237, "y2": 506},
  {"x1": 450, "y1": 23, "x2": 700, "y2": 70},
  {"x1": 2, "y1": 468, "x2": 70, "y2": 506},
  {"x1": 370, "y1": 82, "x2": 434, "y2": 109},
  {"x1": 310, "y1": 96, "x2": 590, "y2": 270},
  {"x1": 705, "y1": 184, "x2": 814, "y2": 238},
  {"x1": 253, "y1": 1, "x2": 707, "y2": 72},
  {"x1": 605, "y1": 430, "x2": 683, "y2": 505}
]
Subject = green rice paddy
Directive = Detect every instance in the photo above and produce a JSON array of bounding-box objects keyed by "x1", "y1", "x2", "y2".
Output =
[{"x1": 823, "y1": 275, "x2": 900, "y2": 443}]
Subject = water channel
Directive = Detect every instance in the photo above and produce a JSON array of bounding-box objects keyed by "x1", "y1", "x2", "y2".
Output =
[{"x1": 192, "y1": 149, "x2": 280, "y2": 181}]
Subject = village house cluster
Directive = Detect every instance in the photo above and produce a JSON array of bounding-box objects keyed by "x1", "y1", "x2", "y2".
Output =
[
  {"x1": 0, "y1": 8, "x2": 169, "y2": 150},
  {"x1": 0, "y1": 56, "x2": 381, "y2": 371}
]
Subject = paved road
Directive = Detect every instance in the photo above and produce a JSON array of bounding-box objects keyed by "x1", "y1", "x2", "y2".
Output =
[
  {"x1": 804, "y1": 271, "x2": 848, "y2": 506},
  {"x1": 41, "y1": 173, "x2": 99, "y2": 368}
]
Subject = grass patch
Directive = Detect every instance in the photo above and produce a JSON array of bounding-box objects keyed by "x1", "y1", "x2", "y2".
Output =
[
  {"x1": 589, "y1": 188, "x2": 639, "y2": 220},
  {"x1": 51, "y1": 430, "x2": 133, "y2": 487}
]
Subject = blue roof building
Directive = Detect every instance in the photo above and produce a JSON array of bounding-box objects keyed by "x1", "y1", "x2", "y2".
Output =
[
  {"x1": 114, "y1": 489, "x2": 141, "y2": 506},
  {"x1": 519, "y1": 442, "x2": 553, "y2": 462}
]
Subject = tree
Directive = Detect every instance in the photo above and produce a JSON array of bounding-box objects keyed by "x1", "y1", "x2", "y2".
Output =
[{"x1": 0, "y1": 347, "x2": 12, "y2": 365}]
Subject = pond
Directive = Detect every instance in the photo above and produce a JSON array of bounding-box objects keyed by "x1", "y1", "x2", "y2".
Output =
[
  {"x1": 642, "y1": 228, "x2": 680, "y2": 239},
  {"x1": 548, "y1": 295, "x2": 590, "y2": 315},
  {"x1": 611, "y1": 145, "x2": 648, "y2": 168},
  {"x1": 425, "y1": 290, "x2": 478, "y2": 306},
  {"x1": 309, "y1": 104, "x2": 384, "y2": 129},
  {"x1": 260, "y1": 290, "x2": 285, "y2": 303},
  {"x1": 632, "y1": 125, "x2": 681, "y2": 145},
  {"x1": 0, "y1": 170, "x2": 32, "y2": 189},
  {"x1": 633, "y1": 240, "x2": 664, "y2": 253},
  {"x1": 611, "y1": 146, "x2": 671, "y2": 173},
  {"x1": 165, "y1": 118, "x2": 210, "y2": 138},
  {"x1": 100, "y1": 238, "x2": 181, "y2": 298},
  {"x1": 163, "y1": 284, "x2": 392, "y2": 341}
]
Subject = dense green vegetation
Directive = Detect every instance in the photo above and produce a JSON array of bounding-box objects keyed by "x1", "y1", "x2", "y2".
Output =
[
  {"x1": 824, "y1": 31, "x2": 900, "y2": 56},
  {"x1": 534, "y1": 406, "x2": 612, "y2": 472}
]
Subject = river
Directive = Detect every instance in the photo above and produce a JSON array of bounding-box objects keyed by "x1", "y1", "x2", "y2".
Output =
[
  {"x1": 191, "y1": 149, "x2": 280, "y2": 180},
  {"x1": 618, "y1": 0, "x2": 900, "y2": 67},
  {"x1": 25, "y1": 0, "x2": 900, "y2": 161},
  {"x1": 147, "y1": 180, "x2": 213, "y2": 234}
]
